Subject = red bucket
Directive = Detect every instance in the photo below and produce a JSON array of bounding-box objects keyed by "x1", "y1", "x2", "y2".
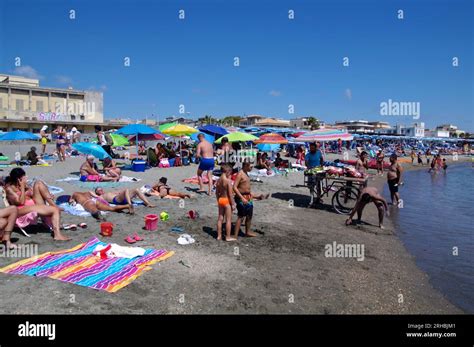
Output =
[
  {"x1": 100, "y1": 222, "x2": 114, "y2": 237},
  {"x1": 145, "y1": 214, "x2": 158, "y2": 231}
]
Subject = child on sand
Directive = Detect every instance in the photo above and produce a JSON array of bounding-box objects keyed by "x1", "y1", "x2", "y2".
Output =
[{"x1": 215, "y1": 164, "x2": 236, "y2": 241}]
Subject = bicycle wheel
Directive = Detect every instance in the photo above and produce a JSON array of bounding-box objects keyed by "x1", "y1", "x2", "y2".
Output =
[{"x1": 332, "y1": 186, "x2": 360, "y2": 214}]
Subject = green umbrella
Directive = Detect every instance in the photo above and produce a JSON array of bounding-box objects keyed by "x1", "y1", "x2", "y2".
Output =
[
  {"x1": 215, "y1": 131, "x2": 258, "y2": 144},
  {"x1": 110, "y1": 133, "x2": 129, "y2": 147},
  {"x1": 159, "y1": 122, "x2": 178, "y2": 132}
]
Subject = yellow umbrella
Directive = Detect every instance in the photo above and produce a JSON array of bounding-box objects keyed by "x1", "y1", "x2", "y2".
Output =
[
  {"x1": 162, "y1": 125, "x2": 198, "y2": 161},
  {"x1": 162, "y1": 124, "x2": 198, "y2": 136}
]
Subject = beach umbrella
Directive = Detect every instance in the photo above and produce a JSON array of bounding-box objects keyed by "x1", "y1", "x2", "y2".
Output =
[
  {"x1": 115, "y1": 124, "x2": 158, "y2": 136},
  {"x1": 72, "y1": 142, "x2": 110, "y2": 159},
  {"x1": 215, "y1": 131, "x2": 258, "y2": 144},
  {"x1": 0, "y1": 130, "x2": 40, "y2": 141},
  {"x1": 257, "y1": 143, "x2": 280, "y2": 152},
  {"x1": 128, "y1": 133, "x2": 166, "y2": 143},
  {"x1": 225, "y1": 126, "x2": 240, "y2": 133},
  {"x1": 159, "y1": 122, "x2": 178, "y2": 132},
  {"x1": 190, "y1": 132, "x2": 214, "y2": 144},
  {"x1": 162, "y1": 124, "x2": 198, "y2": 158},
  {"x1": 296, "y1": 129, "x2": 353, "y2": 142},
  {"x1": 254, "y1": 133, "x2": 288, "y2": 144},
  {"x1": 116, "y1": 124, "x2": 159, "y2": 159},
  {"x1": 289, "y1": 131, "x2": 307, "y2": 138},
  {"x1": 109, "y1": 133, "x2": 129, "y2": 147},
  {"x1": 198, "y1": 124, "x2": 229, "y2": 137},
  {"x1": 162, "y1": 124, "x2": 198, "y2": 137}
]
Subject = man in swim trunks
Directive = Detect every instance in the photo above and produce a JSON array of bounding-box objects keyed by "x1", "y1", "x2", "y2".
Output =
[
  {"x1": 79, "y1": 155, "x2": 117, "y2": 182},
  {"x1": 345, "y1": 186, "x2": 389, "y2": 229},
  {"x1": 70, "y1": 191, "x2": 132, "y2": 220},
  {"x1": 93, "y1": 187, "x2": 156, "y2": 213},
  {"x1": 196, "y1": 133, "x2": 215, "y2": 195},
  {"x1": 387, "y1": 154, "x2": 403, "y2": 205},
  {"x1": 149, "y1": 177, "x2": 191, "y2": 199},
  {"x1": 232, "y1": 161, "x2": 270, "y2": 239},
  {"x1": 215, "y1": 164, "x2": 236, "y2": 241}
]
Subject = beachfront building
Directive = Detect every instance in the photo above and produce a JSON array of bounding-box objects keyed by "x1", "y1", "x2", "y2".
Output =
[
  {"x1": 289, "y1": 116, "x2": 325, "y2": 129},
  {"x1": 425, "y1": 129, "x2": 450, "y2": 138},
  {"x1": 239, "y1": 114, "x2": 265, "y2": 127},
  {"x1": 385, "y1": 122, "x2": 426, "y2": 137},
  {"x1": 334, "y1": 120, "x2": 375, "y2": 133},
  {"x1": 254, "y1": 118, "x2": 291, "y2": 128},
  {"x1": 0, "y1": 74, "x2": 104, "y2": 133},
  {"x1": 435, "y1": 124, "x2": 466, "y2": 138}
]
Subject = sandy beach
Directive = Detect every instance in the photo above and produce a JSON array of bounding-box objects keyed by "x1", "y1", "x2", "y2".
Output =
[{"x1": 0, "y1": 143, "x2": 466, "y2": 314}]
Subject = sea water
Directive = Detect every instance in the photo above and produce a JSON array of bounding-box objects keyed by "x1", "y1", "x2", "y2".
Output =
[{"x1": 385, "y1": 163, "x2": 473, "y2": 313}]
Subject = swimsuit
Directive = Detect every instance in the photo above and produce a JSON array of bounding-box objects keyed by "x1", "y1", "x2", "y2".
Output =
[
  {"x1": 15, "y1": 191, "x2": 38, "y2": 228},
  {"x1": 218, "y1": 197, "x2": 230, "y2": 208},
  {"x1": 112, "y1": 196, "x2": 127, "y2": 205},
  {"x1": 198, "y1": 157, "x2": 215, "y2": 171},
  {"x1": 235, "y1": 193, "x2": 253, "y2": 218}
]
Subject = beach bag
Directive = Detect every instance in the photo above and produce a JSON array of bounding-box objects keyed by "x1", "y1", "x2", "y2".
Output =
[{"x1": 159, "y1": 158, "x2": 170, "y2": 168}]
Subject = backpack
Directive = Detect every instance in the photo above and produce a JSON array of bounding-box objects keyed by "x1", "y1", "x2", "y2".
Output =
[{"x1": 105, "y1": 132, "x2": 114, "y2": 146}]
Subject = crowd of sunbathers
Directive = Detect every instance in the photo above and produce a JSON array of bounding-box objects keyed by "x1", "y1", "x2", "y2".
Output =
[{"x1": 0, "y1": 166, "x2": 192, "y2": 249}]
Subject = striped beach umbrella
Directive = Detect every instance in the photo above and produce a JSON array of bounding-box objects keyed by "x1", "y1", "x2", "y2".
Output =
[{"x1": 296, "y1": 129, "x2": 353, "y2": 142}]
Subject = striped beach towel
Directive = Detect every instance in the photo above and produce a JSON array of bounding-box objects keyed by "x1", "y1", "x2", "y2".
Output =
[{"x1": 0, "y1": 237, "x2": 174, "y2": 293}]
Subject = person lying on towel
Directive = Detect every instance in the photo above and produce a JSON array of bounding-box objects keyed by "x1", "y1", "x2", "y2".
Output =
[
  {"x1": 149, "y1": 177, "x2": 192, "y2": 199},
  {"x1": 79, "y1": 155, "x2": 117, "y2": 182},
  {"x1": 70, "y1": 191, "x2": 132, "y2": 220},
  {"x1": 93, "y1": 187, "x2": 156, "y2": 212}
]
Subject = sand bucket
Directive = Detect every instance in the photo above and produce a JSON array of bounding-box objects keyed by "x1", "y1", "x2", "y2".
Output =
[
  {"x1": 145, "y1": 214, "x2": 158, "y2": 231},
  {"x1": 100, "y1": 222, "x2": 114, "y2": 237}
]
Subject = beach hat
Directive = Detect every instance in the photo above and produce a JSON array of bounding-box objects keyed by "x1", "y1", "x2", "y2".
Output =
[
  {"x1": 41, "y1": 125, "x2": 48, "y2": 131},
  {"x1": 71, "y1": 127, "x2": 77, "y2": 132},
  {"x1": 86, "y1": 155, "x2": 95, "y2": 160}
]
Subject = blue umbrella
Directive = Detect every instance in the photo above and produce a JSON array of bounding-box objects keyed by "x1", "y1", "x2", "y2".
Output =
[
  {"x1": 115, "y1": 124, "x2": 158, "y2": 135},
  {"x1": 72, "y1": 142, "x2": 110, "y2": 159},
  {"x1": 0, "y1": 130, "x2": 40, "y2": 141},
  {"x1": 115, "y1": 124, "x2": 159, "y2": 158},
  {"x1": 198, "y1": 124, "x2": 229, "y2": 137},
  {"x1": 257, "y1": 143, "x2": 280, "y2": 152},
  {"x1": 190, "y1": 132, "x2": 214, "y2": 143}
]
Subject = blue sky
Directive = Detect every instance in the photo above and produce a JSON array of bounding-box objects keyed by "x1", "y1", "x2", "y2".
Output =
[{"x1": 0, "y1": 0, "x2": 472, "y2": 130}]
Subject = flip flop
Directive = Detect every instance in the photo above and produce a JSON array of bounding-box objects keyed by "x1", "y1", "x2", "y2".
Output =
[
  {"x1": 171, "y1": 227, "x2": 184, "y2": 233},
  {"x1": 133, "y1": 233, "x2": 144, "y2": 241},
  {"x1": 62, "y1": 224, "x2": 77, "y2": 231},
  {"x1": 124, "y1": 236, "x2": 136, "y2": 244},
  {"x1": 79, "y1": 223, "x2": 87, "y2": 229}
]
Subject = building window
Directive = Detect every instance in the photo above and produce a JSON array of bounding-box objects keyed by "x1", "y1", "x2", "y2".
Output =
[
  {"x1": 36, "y1": 100, "x2": 44, "y2": 112},
  {"x1": 16, "y1": 99, "x2": 24, "y2": 111},
  {"x1": 71, "y1": 115, "x2": 76, "y2": 120},
  {"x1": 80, "y1": 115, "x2": 85, "y2": 120}
]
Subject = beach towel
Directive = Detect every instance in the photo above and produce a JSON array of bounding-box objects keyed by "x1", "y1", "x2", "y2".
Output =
[
  {"x1": 57, "y1": 176, "x2": 141, "y2": 183},
  {"x1": 0, "y1": 237, "x2": 174, "y2": 293},
  {"x1": 58, "y1": 203, "x2": 104, "y2": 217},
  {"x1": 248, "y1": 169, "x2": 276, "y2": 178},
  {"x1": 182, "y1": 175, "x2": 219, "y2": 185}
]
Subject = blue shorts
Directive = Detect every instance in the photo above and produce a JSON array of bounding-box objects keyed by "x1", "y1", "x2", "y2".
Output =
[
  {"x1": 199, "y1": 157, "x2": 215, "y2": 171},
  {"x1": 112, "y1": 197, "x2": 127, "y2": 205}
]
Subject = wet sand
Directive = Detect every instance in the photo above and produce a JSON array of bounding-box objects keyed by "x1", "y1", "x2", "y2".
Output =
[{"x1": 0, "y1": 143, "x2": 466, "y2": 314}]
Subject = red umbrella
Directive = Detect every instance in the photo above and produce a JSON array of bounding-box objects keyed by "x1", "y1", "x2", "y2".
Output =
[
  {"x1": 254, "y1": 133, "x2": 288, "y2": 144},
  {"x1": 128, "y1": 133, "x2": 165, "y2": 143}
]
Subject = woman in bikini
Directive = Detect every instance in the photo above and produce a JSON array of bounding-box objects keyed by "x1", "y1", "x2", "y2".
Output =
[
  {"x1": 376, "y1": 149, "x2": 385, "y2": 175},
  {"x1": 53, "y1": 125, "x2": 67, "y2": 162},
  {"x1": 103, "y1": 157, "x2": 122, "y2": 181},
  {"x1": 79, "y1": 155, "x2": 117, "y2": 182},
  {"x1": 70, "y1": 191, "x2": 132, "y2": 220},
  {"x1": 4, "y1": 168, "x2": 70, "y2": 241},
  {"x1": 150, "y1": 177, "x2": 191, "y2": 199}
]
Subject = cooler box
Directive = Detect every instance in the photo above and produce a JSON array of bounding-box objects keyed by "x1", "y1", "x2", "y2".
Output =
[{"x1": 132, "y1": 160, "x2": 146, "y2": 172}]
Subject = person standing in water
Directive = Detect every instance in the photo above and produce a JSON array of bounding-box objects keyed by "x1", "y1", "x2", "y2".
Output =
[
  {"x1": 196, "y1": 133, "x2": 215, "y2": 195},
  {"x1": 387, "y1": 154, "x2": 403, "y2": 206}
]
